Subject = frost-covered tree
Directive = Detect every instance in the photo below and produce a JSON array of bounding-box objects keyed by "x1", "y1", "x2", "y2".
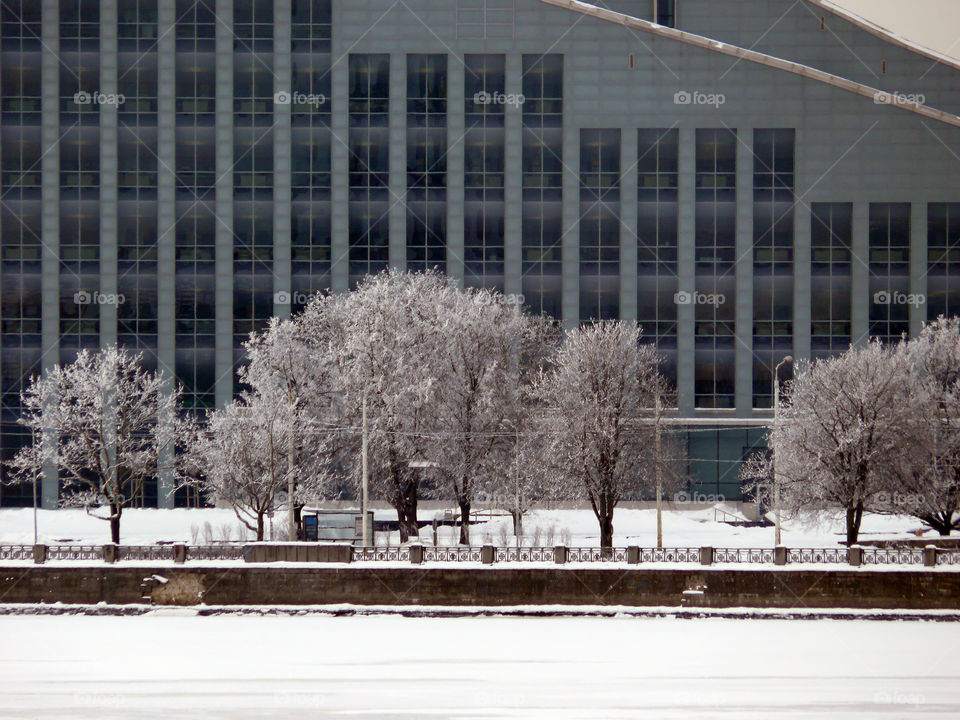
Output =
[
  {"x1": 239, "y1": 315, "x2": 342, "y2": 538},
  {"x1": 310, "y1": 270, "x2": 452, "y2": 542},
  {"x1": 192, "y1": 388, "x2": 331, "y2": 541},
  {"x1": 7, "y1": 346, "x2": 194, "y2": 544},
  {"x1": 537, "y1": 322, "x2": 671, "y2": 549},
  {"x1": 768, "y1": 341, "x2": 926, "y2": 544},
  {"x1": 429, "y1": 289, "x2": 556, "y2": 544},
  {"x1": 888, "y1": 317, "x2": 960, "y2": 535}
]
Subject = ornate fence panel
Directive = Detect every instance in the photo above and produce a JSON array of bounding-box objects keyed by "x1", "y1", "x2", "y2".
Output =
[
  {"x1": 787, "y1": 548, "x2": 847, "y2": 564},
  {"x1": 713, "y1": 548, "x2": 775, "y2": 564},
  {"x1": 0, "y1": 545, "x2": 33, "y2": 561},
  {"x1": 45, "y1": 545, "x2": 101, "y2": 561},
  {"x1": 353, "y1": 546, "x2": 411, "y2": 562},
  {"x1": 566, "y1": 547, "x2": 630, "y2": 563},
  {"x1": 936, "y1": 551, "x2": 960, "y2": 567},
  {"x1": 187, "y1": 545, "x2": 246, "y2": 561},
  {"x1": 639, "y1": 547, "x2": 700, "y2": 563},
  {"x1": 861, "y1": 547, "x2": 925, "y2": 566},
  {"x1": 121, "y1": 545, "x2": 176, "y2": 562},
  {"x1": 494, "y1": 547, "x2": 555, "y2": 563},
  {"x1": 422, "y1": 546, "x2": 482, "y2": 562}
]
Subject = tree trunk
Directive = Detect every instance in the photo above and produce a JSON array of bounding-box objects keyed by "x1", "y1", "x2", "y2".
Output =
[
  {"x1": 458, "y1": 499, "x2": 471, "y2": 545},
  {"x1": 511, "y1": 510, "x2": 523, "y2": 542},
  {"x1": 920, "y1": 511, "x2": 957, "y2": 536},
  {"x1": 256, "y1": 513, "x2": 265, "y2": 541},
  {"x1": 599, "y1": 512, "x2": 614, "y2": 552},
  {"x1": 845, "y1": 503, "x2": 863, "y2": 545},
  {"x1": 394, "y1": 481, "x2": 420, "y2": 543},
  {"x1": 110, "y1": 504, "x2": 121, "y2": 545}
]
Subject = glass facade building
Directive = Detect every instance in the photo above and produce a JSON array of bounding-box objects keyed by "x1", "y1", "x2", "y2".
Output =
[{"x1": 2, "y1": 0, "x2": 959, "y2": 506}]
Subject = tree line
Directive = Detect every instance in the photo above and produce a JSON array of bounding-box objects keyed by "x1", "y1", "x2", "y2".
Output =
[{"x1": 7, "y1": 271, "x2": 684, "y2": 548}]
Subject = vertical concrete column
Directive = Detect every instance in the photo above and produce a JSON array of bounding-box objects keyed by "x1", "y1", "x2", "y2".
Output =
[
  {"x1": 793, "y1": 202, "x2": 812, "y2": 363},
  {"x1": 734, "y1": 129, "x2": 753, "y2": 417},
  {"x1": 156, "y1": 0, "x2": 177, "y2": 508},
  {"x1": 40, "y1": 0, "x2": 61, "y2": 508},
  {"x1": 328, "y1": 9, "x2": 349, "y2": 294},
  {"x1": 156, "y1": 0, "x2": 176, "y2": 383},
  {"x1": 850, "y1": 202, "x2": 870, "y2": 346},
  {"x1": 446, "y1": 53, "x2": 465, "y2": 286},
  {"x1": 676, "y1": 127, "x2": 695, "y2": 416},
  {"x1": 910, "y1": 201, "x2": 927, "y2": 337},
  {"x1": 388, "y1": 52, "x2": 406, "y2": 270},
  {"x1": 619, "y1": 128, "x2": 637, "y2": 322},
  {"x1": 273, "y1": 0, "x2": 292, "y2": 319},
  {"x1": 561, "y1": 120, "x2": 579, "y2": 329},
  {"x1": 99, "y1": 0, "x2": 118, "y2": 348},
  {"x1": 214, "y1": 0, "x2": 234, "y2": 408},
  {"x1": 503, "y1": 54, "x2": 523, "y2": 299}
]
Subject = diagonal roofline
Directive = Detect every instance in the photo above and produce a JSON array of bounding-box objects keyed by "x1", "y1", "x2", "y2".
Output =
[
  {"x1": 538, "y1": 0, "x2": 960, "y2": 130},
  {"x1": 808, "y1": 0, "x2": 960, "y2": 74}
]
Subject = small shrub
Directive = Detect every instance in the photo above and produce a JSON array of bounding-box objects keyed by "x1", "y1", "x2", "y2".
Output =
[{"x1": 202, "y1": 521, "x2": 213, "y2": 545}]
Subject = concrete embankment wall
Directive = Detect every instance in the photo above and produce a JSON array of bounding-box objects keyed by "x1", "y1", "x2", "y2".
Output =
[{"x1": 1, "y1": 565, "x2": 959, "y2": 609}]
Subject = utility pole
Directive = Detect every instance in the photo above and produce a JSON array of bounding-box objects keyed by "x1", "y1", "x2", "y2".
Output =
[
  {"x1": 361, "y1": 387, "x2": 369, "y2": 547},
  {"x1": 32, "y1": 425, "x2": 38, "y2": 546},
  {"x1": 655, "y1": 392, "x2": 663, "y2": 549},
  {"x1": 514, "y1": 423, "x2": 520, "y2": 549},
  {"x1": 287, "y1": 390, "x2": 297, "y2": 543}
]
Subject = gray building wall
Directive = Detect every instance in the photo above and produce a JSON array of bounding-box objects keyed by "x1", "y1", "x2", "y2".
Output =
[{"x1": 3, "y1": 0, "x2": 960, "y2": 507}]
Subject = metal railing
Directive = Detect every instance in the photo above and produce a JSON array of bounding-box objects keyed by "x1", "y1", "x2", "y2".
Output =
[
  {"x1": 0, "y1": 545, "x2": 33, "y2": 561},
  {"x1": 2, "y1": 542, "x2": 959, "y2": 568},
  {"x1": 353, "y1": 546, "x2": 411, "y2": 562},
  {"x1": 861, "y1": 547, "x2": 925, "y2": 566},
  {"x1": 787, "y1": 548, "x2": 848, "y2": 564},
  {"x1": 713, "y1": 547, "x2": 776, "y2": 564}
]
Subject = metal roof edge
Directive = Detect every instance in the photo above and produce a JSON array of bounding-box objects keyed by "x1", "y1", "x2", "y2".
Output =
[{"x1": 538, "y1": 0, "x2": 960, "y2": 130}]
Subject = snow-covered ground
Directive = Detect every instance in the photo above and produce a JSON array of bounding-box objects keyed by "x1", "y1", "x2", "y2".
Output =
[
  {"x1": 0, "y1": 613, "x2": 957, "y2": 719},
  {"x1": 0, "y1": 505, "x2": 932, "y2": 547}
]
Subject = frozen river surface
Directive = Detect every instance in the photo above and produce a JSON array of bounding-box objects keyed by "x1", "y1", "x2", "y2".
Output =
[{"x1": 0, "y1": 612, "x2": 958, "y2": 719}]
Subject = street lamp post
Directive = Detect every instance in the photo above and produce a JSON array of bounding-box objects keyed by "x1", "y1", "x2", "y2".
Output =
[{"x1": 773, "y1": 355, "x2": 793, "y2": 547}]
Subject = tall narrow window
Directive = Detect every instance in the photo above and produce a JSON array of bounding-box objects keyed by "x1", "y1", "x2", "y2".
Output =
[
  {"x1": 752, "y1": 129, "x2": 795, "y2": 408},
  {"x1": 406, "y1": 54, "x2": 447, "y2": 274},
  {"x1": 579, "y1": 128, "x2": 621, "y2": 323},
  {"x1": 655, "y1": 0, "x2": 676, "y2": 28},
  {"x1": 463, "y1": 54, "x2": 505, "y2": 290},
  {"x1": 291, "y1": 0, "x2": 333, "y2": 310},
  {"x1": 694, "y1": 128, "x2": 736, "y2": 409},
  {"x1": 928, "y1": 203, "x2": 960, "y2": 321},
  {"x1": 637, "y1": 129, "x2": 678, "y2": 384},
  {"x1": 348, "y1": 54, "x2": 390, "y2": 288},
  {"x1": 521, "y1": 54, "x2": 563, "y2": 318},
  {"x1": 868, "y1": 203, "x2": 910, "y2": 343},
  {"x1": 810, "y1": 203, "x2": 852, "y2": 359}
]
